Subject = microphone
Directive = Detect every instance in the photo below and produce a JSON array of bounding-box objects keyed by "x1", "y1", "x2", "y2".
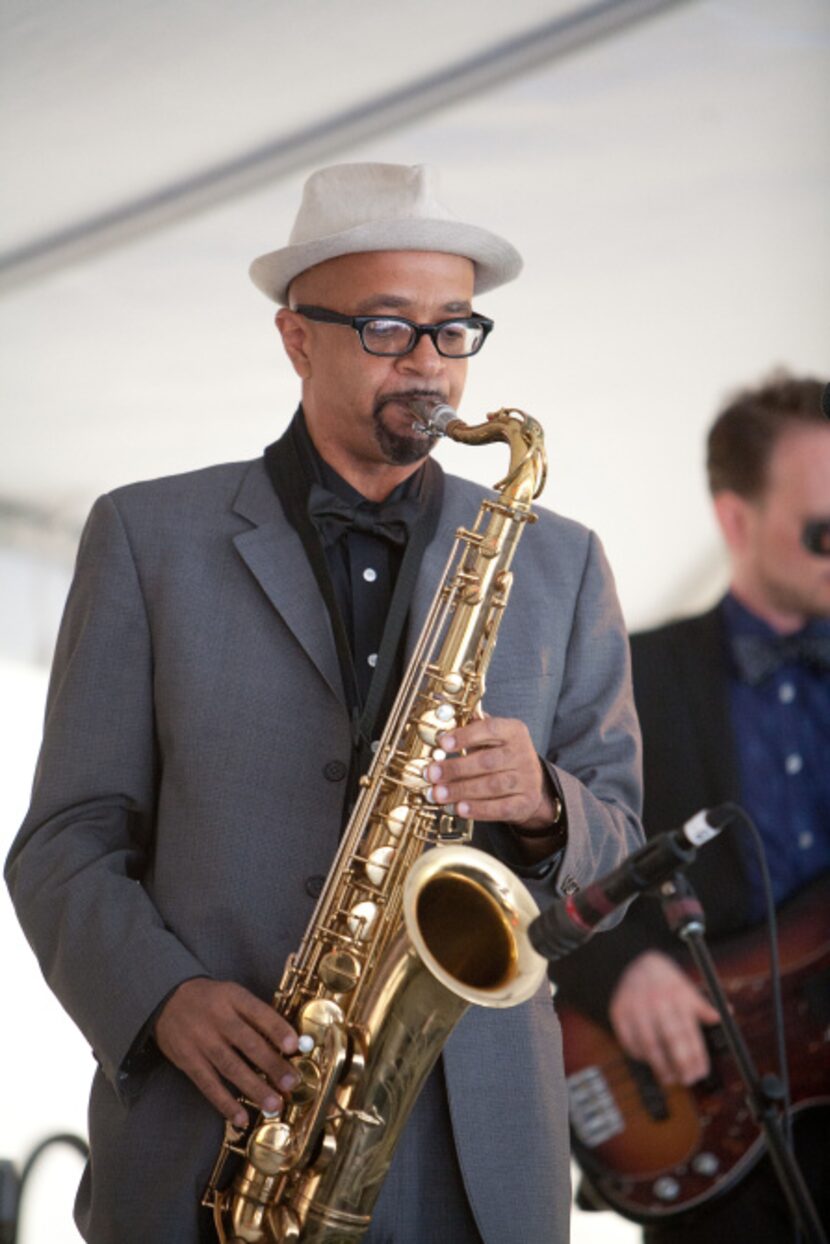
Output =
[{"x1": 528, "y1": 805, "x2": 738, "y2": 961}]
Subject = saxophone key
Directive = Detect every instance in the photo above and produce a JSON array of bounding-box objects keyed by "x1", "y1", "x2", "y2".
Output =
[
  {"x1": 416, "y1": 704, "x2": 458, "y2": 746},
  {"x1": 288, "y1": 1056, "x2": 322, "y2": 1106},
  {"x1": 384, "y1": 804, "x2": 410, "y2": 836},
  {"x1": 364, "y1": 845, "x2": 394, "y2": 887},
  {"x1": 399, "y1": 758, "x2": 430, "y2": 792},
  {"x1": 461, "y1": 582, "x2": 483, "y2": 605},
  {"x1": 437, "y1": 812, "x2": 471, "y2": 842},
  {"x1": 441, "y1": 671, "x2": 465, "y2": 694},
  {"x1": 345, "y1": 899, "x2": 379, "y2": 941},
  {"x1": 317, "y1": 949, "x2": 362, "y2": 993},
  {"x1": 298, "y1": 997, "x2": 344, "y2": 1044},
  {"x1": 247, "y1": 1118, "x2": 295, "y2": 1175}
]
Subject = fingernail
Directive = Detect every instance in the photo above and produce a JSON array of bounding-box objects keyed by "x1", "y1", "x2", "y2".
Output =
[
  {"x1": 427, "y1": 763, "x2": 442, "y2": 781},
  {"x1": 440, "y1": 734, "x2": 456, "y2": 751},
  {"x1": 234, "y1": 1109, "x2": 248, "y2": 1128},
  {"x1": 264, "y1": 1094, "x2": 280, "y2": 1112},
  {"x1": 279, "y1": 1072, "x2": 299, "y2": 1092},
  {"x1": 457, "y1": 802, "x2": 471, "y2": 817},
  {"x1": 281, "y1": 1034, "x2": 298, "y2": 1054},
  {"x1": 435, "y1": 785, "x2": 449, "y2": 802}
]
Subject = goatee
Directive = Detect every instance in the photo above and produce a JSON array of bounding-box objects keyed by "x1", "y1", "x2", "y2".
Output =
[{"x1": 372, "y1": 391, "x2": 443, "y2": 465}]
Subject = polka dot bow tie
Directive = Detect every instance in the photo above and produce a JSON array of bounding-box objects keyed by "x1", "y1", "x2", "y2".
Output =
[{"x1": 731, "y1": 631, "x2": 830, "y2": 686}]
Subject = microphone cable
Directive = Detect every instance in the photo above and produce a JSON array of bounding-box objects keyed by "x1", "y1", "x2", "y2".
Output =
[{"x1": 724, "y1": 803, "x2": 794, "y2": 1157}]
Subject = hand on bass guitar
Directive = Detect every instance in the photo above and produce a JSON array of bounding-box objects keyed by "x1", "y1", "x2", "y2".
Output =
[
  {"x1": 558, "y1": 872, "x2": 830, "y2": 1223},
  {"x1": 609, "y1": 951, "x2": 721, "y2": 1087}
]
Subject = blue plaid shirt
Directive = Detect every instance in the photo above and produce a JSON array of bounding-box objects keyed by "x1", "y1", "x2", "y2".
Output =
[{"x1": 723, "y1": 592, "x2": 830, "y2": 922}]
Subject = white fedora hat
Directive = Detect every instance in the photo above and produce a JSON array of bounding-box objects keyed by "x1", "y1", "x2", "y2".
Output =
[{"x1": 249, "y1": 162, "x2": 523, "y2": 305}]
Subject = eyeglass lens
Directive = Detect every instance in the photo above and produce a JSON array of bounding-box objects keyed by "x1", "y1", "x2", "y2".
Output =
[
  {"x1": 361, "y1": 318, "x2": 485, "y2": 357},
  {"x1": 802, "y1": 519, "x2": 830, "y2": 556}
]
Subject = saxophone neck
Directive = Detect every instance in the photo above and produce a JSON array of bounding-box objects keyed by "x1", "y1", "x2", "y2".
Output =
[
  {"x1": 418, "y1": 403, "x2": 547, "y2": 506},
  {"x1": 471, "y1": 407, "x2": 547, "y2": 505}
]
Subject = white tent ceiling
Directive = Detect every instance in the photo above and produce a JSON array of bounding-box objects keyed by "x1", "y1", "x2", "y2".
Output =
[{"x1": 1, "y1": 0, "x2": 828, "y2": 659}]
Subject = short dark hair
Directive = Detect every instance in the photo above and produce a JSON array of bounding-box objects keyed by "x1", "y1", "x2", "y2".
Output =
[{"x1": 706, "y1": 369, "x2": 828, "y2": 498}]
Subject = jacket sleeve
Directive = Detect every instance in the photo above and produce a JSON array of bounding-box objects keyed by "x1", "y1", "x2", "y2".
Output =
[
  {"x1": 4, "y1": 494, "x2": 209, "y2": 1098},
  {"x1": 484, "y1": 529, "x2": 644, "y2": 904}
]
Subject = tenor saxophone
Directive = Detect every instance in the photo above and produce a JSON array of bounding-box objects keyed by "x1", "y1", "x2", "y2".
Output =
[{"x1": 204, "y1": 403, "x2": 549, "y2": 1243}]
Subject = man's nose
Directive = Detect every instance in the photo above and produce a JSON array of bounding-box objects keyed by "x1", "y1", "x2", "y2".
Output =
[{"x1": 397, "y1": 331, "x2": 445, "y2": 375}]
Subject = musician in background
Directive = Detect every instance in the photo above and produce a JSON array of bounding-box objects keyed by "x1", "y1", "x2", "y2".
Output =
[{"x1": 552, "y1": 370, "x2": 830, "y2": 1241}]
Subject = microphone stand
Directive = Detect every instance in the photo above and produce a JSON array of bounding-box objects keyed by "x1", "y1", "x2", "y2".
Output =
[{"x1": 658, "y1": 873, "x2": 827, "y2": 1244}]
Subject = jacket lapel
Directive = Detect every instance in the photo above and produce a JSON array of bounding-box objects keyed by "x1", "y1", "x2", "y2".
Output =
[
  {"x1": 231, "y1": 455, "x2": 475, "y2": 701},
  {"x1": 231, "y1": 459, "x2": 344, "y2": 703}
]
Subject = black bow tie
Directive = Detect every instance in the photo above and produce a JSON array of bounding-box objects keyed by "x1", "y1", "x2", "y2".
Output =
[
  {"x1": 307, "y1": 482, "x2": 419, "y2": 549},
  {"x1": 731, "y1": 631, "x2": 830, "y2": 686}
]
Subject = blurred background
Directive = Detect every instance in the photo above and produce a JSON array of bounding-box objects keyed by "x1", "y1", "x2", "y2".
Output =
[{"x1": 1, "y1": 0, "x2": 828, "y2": 1238}]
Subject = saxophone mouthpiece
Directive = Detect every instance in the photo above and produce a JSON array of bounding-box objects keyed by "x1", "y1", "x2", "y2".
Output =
[{"x1": 410, "y1": 399, "x2": 459, "y2": 437}]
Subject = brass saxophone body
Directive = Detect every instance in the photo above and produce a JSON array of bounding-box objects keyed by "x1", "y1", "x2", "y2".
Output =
[{"x1": 204, "y1": 405, "x2": 549, "y2": 1243}]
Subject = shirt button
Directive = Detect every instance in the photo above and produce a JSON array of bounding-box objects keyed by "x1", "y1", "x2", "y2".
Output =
[
  {"x1": 784, "y1": 753, "x2": 803, "y2": 775},
  {"x1": 798, "y1": 831, "x2": 814, "y2": 850},
  {"x1": 323, "y1": 759, "x2": 347, "y2": 782},
  {"x1": 778, "y1": 682, "x2": 796, "y2": 704},
  {"x1": 367, "y1": 653, "x2": 378, "y2": 668},
  {"x1": 305, "y1": 874, "x2": 326, "y2": 898},
  {"x1": 363, "y1": 567, "x2": 377, "y2": 583}
]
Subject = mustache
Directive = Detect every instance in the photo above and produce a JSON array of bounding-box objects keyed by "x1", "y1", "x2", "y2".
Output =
[{"x1": 373, "y1": 389, "x2": 447, "y2": 419}]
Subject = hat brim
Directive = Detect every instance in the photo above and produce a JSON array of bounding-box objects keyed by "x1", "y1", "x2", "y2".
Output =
[{"x1": 249, "y1": 218, "x2": 523, "y2": 305}]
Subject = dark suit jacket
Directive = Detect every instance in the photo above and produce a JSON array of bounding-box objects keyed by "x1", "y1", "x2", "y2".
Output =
[
  {"x1": 551, "y1": 603, "x2": 758, "y2": 1023},
  {"x1": 6, "y1": 454, "x2": 643, "y2": 1244}
]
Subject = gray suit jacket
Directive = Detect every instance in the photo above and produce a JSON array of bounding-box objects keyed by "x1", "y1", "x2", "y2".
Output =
[{"x1": 6, "y1": 454, "x2": 643, "y2": 1244}]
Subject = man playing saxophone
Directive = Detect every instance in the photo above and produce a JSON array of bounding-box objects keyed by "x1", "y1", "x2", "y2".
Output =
[{"x1": 6, "y1": 161, "x2": 643, "y2": 1243}]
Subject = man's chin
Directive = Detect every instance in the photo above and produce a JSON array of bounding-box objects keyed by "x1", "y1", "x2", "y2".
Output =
[
  {"x1": 373, "y1": 398, "x2": 445, "y2": 467},
  {"x1": 377, "y1": 428, "x2": 437, "y2": 466},
  {"x1": 373, "y1": 403, "x2": 439, "y2": 465}
]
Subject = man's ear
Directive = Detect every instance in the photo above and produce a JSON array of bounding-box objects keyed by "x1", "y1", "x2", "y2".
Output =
[
  {"x1": 276, "y1": 308, "x2": 312, "y2": 379},
  {"x1": 712, "y1": 490, "x2": 752, "y2": 554}
]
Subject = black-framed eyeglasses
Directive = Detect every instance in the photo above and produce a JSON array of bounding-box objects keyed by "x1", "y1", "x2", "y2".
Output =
[
  {"x1": 294, "y1": 304, "x2": 494, "y2": 358},
  {"x1": 803, "y1": 518, "x2": 830, "y2": 556}
]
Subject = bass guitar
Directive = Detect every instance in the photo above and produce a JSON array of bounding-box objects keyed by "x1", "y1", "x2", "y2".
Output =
[{"x1": 559, "y1": 871, "x2": 830, "y2": 1222}]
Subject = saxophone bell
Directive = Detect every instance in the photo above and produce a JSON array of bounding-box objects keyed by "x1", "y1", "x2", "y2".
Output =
[{"x1": 404, "y1": 843, "x2": 546, "y2": 1008}]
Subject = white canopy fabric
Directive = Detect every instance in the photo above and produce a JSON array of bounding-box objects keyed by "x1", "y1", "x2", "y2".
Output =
[{"x1": 1, "y1": 0, "x2": 828, "y2": 663}]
